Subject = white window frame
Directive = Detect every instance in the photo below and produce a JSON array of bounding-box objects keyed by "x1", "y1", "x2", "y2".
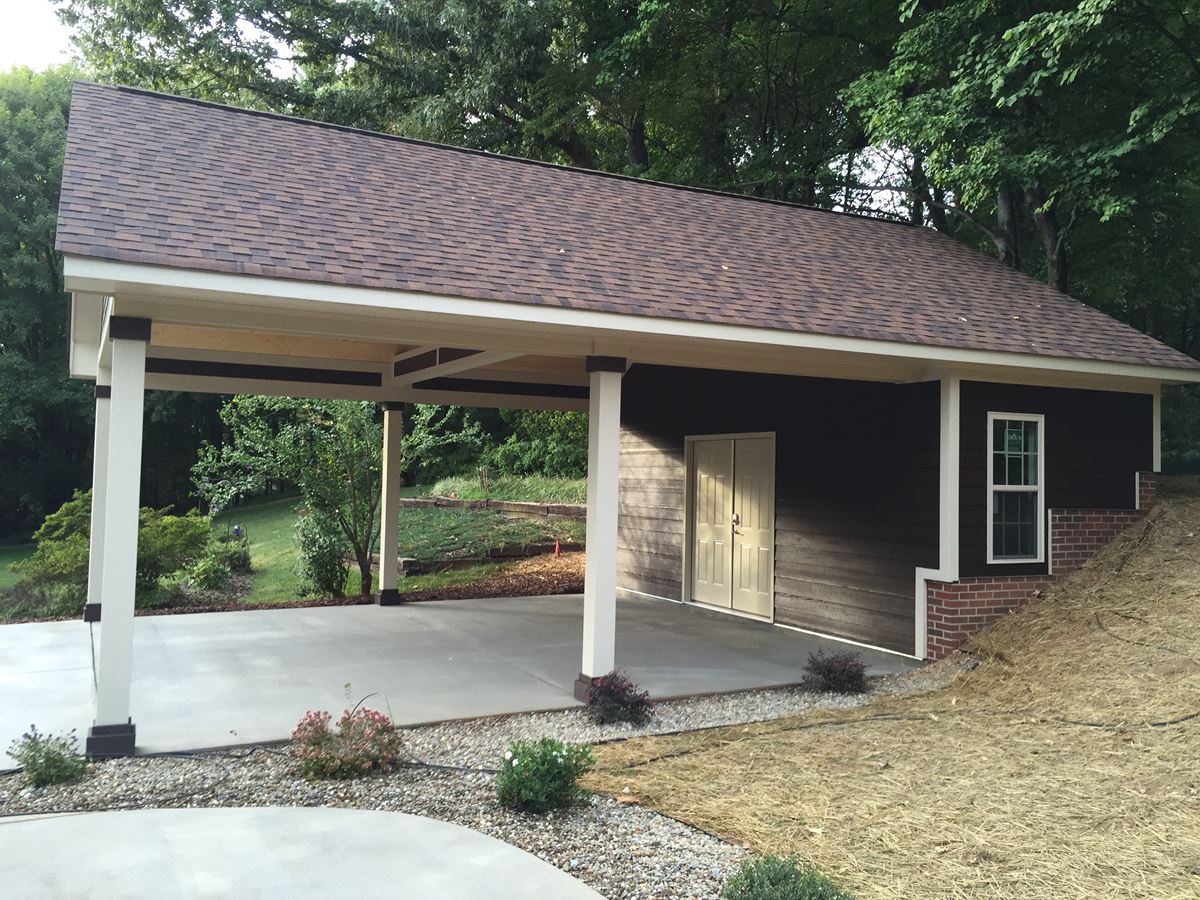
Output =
[{"x1": 986, "y1": 411, "x2": 1046, "y2": 564}]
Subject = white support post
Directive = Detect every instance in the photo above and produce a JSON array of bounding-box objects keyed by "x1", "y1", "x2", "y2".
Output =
[
  {"x1": 87, "y1": 317, "x2": 149, "y2": 757},
  {"x1": 378, "y1": 403, "x2": 404, "y2": 605},
  {"x1": 84, "y1": 369, "x2": 112, "y2": 626},
  {"x1": 1152, "y1": 384, "x2": 1162, "y2": 473},
  {"x1": 915, "y1": 374, "x2": 960, "y2": 660},
  {"x1": 575, "y1": 357, "x2": 624, "y2": 700}
]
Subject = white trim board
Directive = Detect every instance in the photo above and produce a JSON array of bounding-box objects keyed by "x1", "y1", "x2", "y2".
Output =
[{"x1": 65, "y1": 256, "x2": 1200, "y2": 386}]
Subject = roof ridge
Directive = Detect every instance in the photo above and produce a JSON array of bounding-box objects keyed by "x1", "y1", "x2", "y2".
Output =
[{"x1": 75, "y1": 80, "x2": 915, "y2": 230}]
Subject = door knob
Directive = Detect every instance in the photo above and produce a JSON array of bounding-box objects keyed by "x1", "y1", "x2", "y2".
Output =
[{"x1": 731, "y1": 512, "x2": 741, "y2": 533}]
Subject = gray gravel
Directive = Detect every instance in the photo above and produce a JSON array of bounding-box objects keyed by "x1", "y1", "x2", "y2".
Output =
[{"x1": 0, "y1": 662, "x2": 963, "y2": 899}]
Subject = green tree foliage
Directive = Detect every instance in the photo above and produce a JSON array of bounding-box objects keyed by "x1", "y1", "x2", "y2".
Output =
[
  {"x1": 13, "y1": 489, "x2": 210, "y2": 608},
  {"x1": 846, "y1": 0, "x2": 1200, "y2": 293},
  {"x1": 58, "y1": 0, "x2": 898, "y2": 202},
  {"x1": 401, "y1": 404, "x2": 495, "y2": 483},
  {"x1": 193, "y1": 396, "x2": 382, "y2": 596},
  {"x1": 0, "y1": 65, "x2": 228, "y2": 538},
  {"x1": 0, "y1": 67, "x2": 93, "y2": 536},
  {"x1": 488, "y1": 409, "x2": 587, "y2": 477}
]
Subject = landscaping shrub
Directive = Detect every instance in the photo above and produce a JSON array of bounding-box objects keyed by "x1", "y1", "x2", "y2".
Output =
[
  {"x1": 495, "y1": 737, "x2": 593, "y2": 813},
  {"x1": 184, "y1": 549, "x2": 232, "y2": 591},
  {"x1": 722, "y1": 855, "x2": 854, "y2": 900},
  {"x1": 8, "y1": 725, "x2": 89, "y2": 787},
  {"x1": 135, "y1": 509, "x2": 211, "y2": 587},
  {"x1": 215, "y1": 533, "x2": 252, "y2": 574},
  {"x1": 587, "y1": 669, "x2": 654, "y2": 725},
  {"x1": 803, "y1": 650, "x2": 867, "y2": 694},
  {"x1": 291, "y1": 708, "x2": 403, "y2": 779},
  {"x1": 13, "y1": 491, "x2": 211, "y2": 606},
  {"x1": 0, "y1": 581, "x2": 83, "y2": 620},
  {"x1": 294, "y1": 509, "x2": 350, "y2": 598}
]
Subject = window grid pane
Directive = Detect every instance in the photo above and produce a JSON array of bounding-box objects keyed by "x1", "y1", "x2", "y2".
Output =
[
  {"x1": 992, "y1": 490, "x2": 1038, "y2": 559},
  {"x1": 990, "y1": 416, "x2": 1041, "y2": 561},
  {"x1": 992, "y1": 419, "x2": 1039, "y2": 487}
]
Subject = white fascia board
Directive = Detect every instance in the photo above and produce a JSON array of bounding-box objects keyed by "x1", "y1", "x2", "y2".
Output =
[
  {"x1": 69, "y1": 292, "x2": 107, "y2": 379},
  {"x1": 63, "y1": 256, "x2": 1200, "y2": 386}
]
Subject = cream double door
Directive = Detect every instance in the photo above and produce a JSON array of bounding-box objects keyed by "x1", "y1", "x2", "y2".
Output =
[{"x1": 690, "y1": 435, "x2": 775, "y2": 618}]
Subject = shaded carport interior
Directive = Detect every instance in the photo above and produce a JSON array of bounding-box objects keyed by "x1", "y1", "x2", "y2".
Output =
[{"x1": 0, "y1": 594, "x2": 916, "y2": 768}]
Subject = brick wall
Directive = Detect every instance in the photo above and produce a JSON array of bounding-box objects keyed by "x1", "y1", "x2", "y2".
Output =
[
  {"x1": 925, "y1": 471, "x2": 1157, "y2": 660},
  {"x1": 1138, "y1": 471, "x2": 1158, "y2": 512},
  {"x1": 926, "y1": 576, "x2": 1056, "y2": 660},
  {"x1": 1050, "y1": 508, "x2": 1143, "y2": 575}
]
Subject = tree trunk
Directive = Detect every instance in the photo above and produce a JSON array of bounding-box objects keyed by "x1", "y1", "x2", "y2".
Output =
[
  {"x1": 356, "y1": 551, "x2": 373, "y2": 598},
  {"x1": 929, "y1": 184, "x2": 950, "y2": 231},
  {"x1": 995, "y1": 188, "x2": 1022, "y2": 269},
  {"x1": 1025, "y1": 184, "x2": 1069, "y2": 293},
  {"x1": 554, "y1": 131, "x2": 597, "y2": 170},
  {"x1": 908, "y1": 151, "x2": 926, "y2": 226},
  {"x1": 626, "y1": 107, "x2": 649, "y2": 171}
]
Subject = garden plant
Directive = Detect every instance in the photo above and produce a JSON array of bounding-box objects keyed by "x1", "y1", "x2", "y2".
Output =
[
  {"x1": 7, "y1": 725, "x2": 89, "y2": 787},
  {"x1": 291, "y1": 707, "x2": 404, "y2": 779},
  {"x1": 586, "y1": 669, "x2": 655, "y2": 725},
  {"x1": 496, "y1": 737, "x2": 593, "y2": 813}
]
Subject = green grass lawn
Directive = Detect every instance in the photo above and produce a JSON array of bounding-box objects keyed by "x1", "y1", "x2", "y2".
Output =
[
  {"x1": 428, "y1": 474, "x2": 586, "y2": 504},
  {"x1": 214, "y1": 487, "x2": 585, "y2": 605}
]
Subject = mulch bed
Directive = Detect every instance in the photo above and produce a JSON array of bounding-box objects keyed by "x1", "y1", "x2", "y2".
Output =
[{"x1": 398, "y1": 552, "x2": 584, "y2": 603}]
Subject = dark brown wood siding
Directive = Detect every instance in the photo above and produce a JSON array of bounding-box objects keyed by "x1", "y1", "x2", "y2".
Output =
[
  {"x1": 618, "y1": 365, "x2": 939, "y2": 653},
  {"x1": 958, "y1": 382, "x2": 1153, "y2": 577}
]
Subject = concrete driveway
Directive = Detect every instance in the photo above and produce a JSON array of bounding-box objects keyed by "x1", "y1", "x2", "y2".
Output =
[
  {"x1": 0, "y1": 807, "x2": 603, "y2": 899},
  {"x1": 0, "y1": 594, "x2": 915, "y2": 765}
]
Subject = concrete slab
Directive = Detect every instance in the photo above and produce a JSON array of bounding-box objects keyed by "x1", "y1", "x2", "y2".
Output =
[
  {"x1": 0, "y1": 807, "x2": 603, "y2": 899},
  {"x1": 0, "y1": 594, "x2": 916, "y2": 766}
]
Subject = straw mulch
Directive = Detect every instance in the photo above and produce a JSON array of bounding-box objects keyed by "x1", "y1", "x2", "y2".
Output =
[{"x1": 584, "y1": 479, "x2": 1200, "y2": 899}]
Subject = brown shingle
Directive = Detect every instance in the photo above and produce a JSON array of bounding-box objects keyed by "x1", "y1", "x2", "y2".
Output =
[{"x1": 56, "y1": 82, "x2": 1198, "y2": 370}]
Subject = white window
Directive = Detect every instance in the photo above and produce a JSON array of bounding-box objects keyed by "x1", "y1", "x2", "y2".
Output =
[{"x1": 987, "y1": 413, "x2": 1045, "y2": 563}]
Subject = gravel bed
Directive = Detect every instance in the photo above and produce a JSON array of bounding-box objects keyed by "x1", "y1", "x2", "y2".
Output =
[
  {"x1": 406, "y1": 656, "x2": 972, "y2": 768},
  {"x1": 0, "y1": 659, "x2": 967, "y2": 899}
]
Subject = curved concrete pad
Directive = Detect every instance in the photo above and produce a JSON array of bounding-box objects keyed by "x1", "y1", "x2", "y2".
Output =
[{"x1": 0, "y1": 807, "x2": 603, "y2": 899}]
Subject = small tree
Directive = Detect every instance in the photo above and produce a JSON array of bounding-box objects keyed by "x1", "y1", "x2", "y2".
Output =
[{"x1": 194, "y1": 397, "x2": 382, "y2": 597}]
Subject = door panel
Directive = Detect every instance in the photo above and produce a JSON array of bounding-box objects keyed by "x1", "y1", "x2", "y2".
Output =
[
  {"x1": 691, "y1": 439, "x2": 733, "y2": 607},
  {"x1": 731, "y1": 437, "x2": 775, "y2": 617}
]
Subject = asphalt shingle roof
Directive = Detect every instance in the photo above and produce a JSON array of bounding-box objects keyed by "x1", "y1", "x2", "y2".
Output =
[{"x1": 56, "y1": 82, "x2": 1199, "y2": 371}]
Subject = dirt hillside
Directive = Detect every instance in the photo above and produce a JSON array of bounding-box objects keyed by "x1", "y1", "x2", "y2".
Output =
[{"x1": 585, "y1": 477, "x2": 1200, "y2": 899}]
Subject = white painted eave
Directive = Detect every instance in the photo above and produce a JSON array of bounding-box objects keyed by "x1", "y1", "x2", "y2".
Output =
[{"x1": 64, "y1": 255, "x2": 1200, "y2": 388}]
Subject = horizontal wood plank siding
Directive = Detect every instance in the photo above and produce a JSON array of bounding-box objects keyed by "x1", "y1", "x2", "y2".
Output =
[
  {"x1": 618, "y1": 365, "x2": 939, "y2": 652},
  {"x1": 959, "y1": 382, "x2": 1153, "y2": 577}
]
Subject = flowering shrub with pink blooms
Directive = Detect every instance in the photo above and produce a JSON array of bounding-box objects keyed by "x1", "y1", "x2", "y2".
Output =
[
  {"x1": 495, "y1": 737, "x2": 593, "y2": 813},
  {"x1": 290, "y1": 708, "x2": 403, "y2": 779}
]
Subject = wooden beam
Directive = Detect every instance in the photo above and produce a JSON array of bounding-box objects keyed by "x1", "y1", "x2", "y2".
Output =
[
  {"x1": 391, "y1": 347, "x2": 519, "y2": 385},
  {"x1": 151, "y1": 323, "x2": 408, "y2": 362}
]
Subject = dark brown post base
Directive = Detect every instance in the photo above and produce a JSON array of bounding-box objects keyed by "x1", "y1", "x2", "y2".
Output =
[
  {"x1": 86, "y1": 721, "x2": 136, "y2": 757},
  {"x1": 573, "y1": 673, "x2": 594, "y2": 703},
  {"x1": 377, "y1": 588, "x2": 403, "y2": 606}
]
